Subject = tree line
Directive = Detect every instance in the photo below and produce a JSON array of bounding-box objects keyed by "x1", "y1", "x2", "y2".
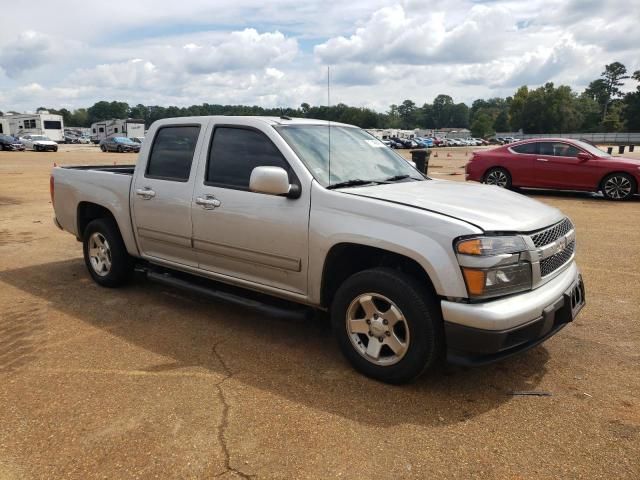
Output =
[{"x1": 13, "y1": 62, "x2": 640, "y2": 138}]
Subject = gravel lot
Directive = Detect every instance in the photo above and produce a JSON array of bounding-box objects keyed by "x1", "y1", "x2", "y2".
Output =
[{"x1": 1, "y1": 145, "x2": 639, "y2": 479}]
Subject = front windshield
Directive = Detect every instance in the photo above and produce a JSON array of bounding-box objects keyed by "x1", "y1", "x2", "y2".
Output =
[
  {"x1": 114, "y1": 137, "x2": 134, "y2": 144},
  {"x1": 573, "y1": 139, "x2": 611, "y2": 157},
  {"x1": 275, "y1": 125, "x2": 422, "y2": 186},
  {"x1": 32, "y1": 135, "x2": 49, "y2": 141}
]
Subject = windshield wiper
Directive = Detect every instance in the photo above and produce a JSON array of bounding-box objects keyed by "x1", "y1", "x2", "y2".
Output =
[
  {"x1": 384, "y1": 174, "x2": 424, "y2": 182},
  {"x1": 326, "y1": 179, "x2": 386, "y2": 190}
]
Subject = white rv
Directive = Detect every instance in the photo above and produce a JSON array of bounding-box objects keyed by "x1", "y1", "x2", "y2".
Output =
[
  {"x1": 0, "y1": 118, "x2": 9, "y2": 136},
  {"x1": 90, "y1": 119, "x2": 145, "y2": 143},
  {"x1": 1, "y1": 112, "x2": 65, "y2": 142}
]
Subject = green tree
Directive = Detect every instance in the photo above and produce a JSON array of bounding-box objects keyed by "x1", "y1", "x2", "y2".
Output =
[
  {"x1": 397, "y1": 99, "x2": 417, "y2": 129},
  {"x1": 471, "y1": 112, "x2": 493, "y2": 138},
  {"x1": 509, "y1": 86, "x2": 529, "y2": 131},
  {"x1": 622, "y1": 70, "x2": 640, "y2": 131},
  {"x1": 87, "y1": 101, "x2": 130, "y2": 124},
  {"x1": 597, "y1": 62, "x2": 629, "y2": 121},
  {"x1": 493, "y1": 110, "x2": 510, "y2": 132},
  {"x1": 432, "y1": 94, "x2": 453, "y2": 128}
]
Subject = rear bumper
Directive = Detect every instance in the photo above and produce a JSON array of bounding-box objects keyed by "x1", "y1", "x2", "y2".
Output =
[{"x1": 442, "y1": 263, "x2": 585, "y2": 366}]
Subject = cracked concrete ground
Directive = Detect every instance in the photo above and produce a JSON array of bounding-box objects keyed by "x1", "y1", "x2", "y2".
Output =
[{"x1": 0, "y1": 146, "x2": 639, "y2": 479}]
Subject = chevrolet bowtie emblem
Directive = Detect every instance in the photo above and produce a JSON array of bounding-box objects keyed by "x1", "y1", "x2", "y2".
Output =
[{"x1": 556, "y1": 236, "x2": 567, "y2": 253}]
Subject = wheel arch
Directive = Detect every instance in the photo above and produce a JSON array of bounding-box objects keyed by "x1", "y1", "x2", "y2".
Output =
[
  {"x1": 77, "y1": 202, "x2": 119, "y2": 241},
  {"x1": 598, "y1": 171, "x2": 638, "y2": 192},
  {"x1": 320, "y1": 243, "x2": 439, "y2": 309}
]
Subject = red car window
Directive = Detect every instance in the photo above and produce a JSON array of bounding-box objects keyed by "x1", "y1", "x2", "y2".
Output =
[{"x1": 539, "y1": 142, "x2": 580, "y2": 157}]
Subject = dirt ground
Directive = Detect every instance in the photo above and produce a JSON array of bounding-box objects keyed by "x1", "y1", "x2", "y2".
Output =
[{"x1": 0, "y1": 144, "x2": 639, "y2": 479}]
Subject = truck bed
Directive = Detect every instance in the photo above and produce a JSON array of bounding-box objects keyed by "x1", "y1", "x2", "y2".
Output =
[
  {"x1": 60, "y1": 165, "x2": 136, "y2": 175},
  {"x1": 52, "y1": 164, "x2": 139, "y2": 256}
]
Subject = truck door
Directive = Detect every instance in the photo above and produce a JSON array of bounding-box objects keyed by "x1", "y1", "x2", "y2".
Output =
[
  {"x1": 131, "y1": 123, "x2": 204, "y2": 266},
  {"x1": 191, "y1": 124, "x2": 310, "y2": 295}
]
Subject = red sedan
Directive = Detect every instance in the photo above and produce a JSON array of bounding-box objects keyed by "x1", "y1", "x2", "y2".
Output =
[{"x1": 466, "y1": 138, "x2": 640, "y2": 200}]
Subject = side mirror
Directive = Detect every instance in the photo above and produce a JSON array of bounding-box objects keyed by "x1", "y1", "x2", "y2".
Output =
[
  {"x1": 577, "y1": 152, "x2": 591, "y2": 161},
  {"x1": 249, "y1": 166, "x2": 299, "y2": 198}
]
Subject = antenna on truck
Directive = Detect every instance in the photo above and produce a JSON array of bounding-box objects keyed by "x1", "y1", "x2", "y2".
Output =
[{"x1": 327, "y1": 66, "x2": 332, "y2": 184}]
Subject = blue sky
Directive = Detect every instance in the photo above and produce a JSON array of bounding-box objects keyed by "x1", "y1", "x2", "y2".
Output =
[{"x1": 0, "y1": 0, "x2": 638, "y2": 113}]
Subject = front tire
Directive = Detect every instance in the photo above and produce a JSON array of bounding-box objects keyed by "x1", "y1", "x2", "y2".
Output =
[
  {"x1": 83, "y1": 218, "x2": 133, "y2": 287},
  {"x1": 331, "y1": 268, "x2": 443, "y2": 384},
  {"x1": 601, "y1": 173, "x2": 636, "y2": 201},
  {"x1": 483, "y1": 167, "x2": 512, "y2": 189},
  {"x1": 100, "y1": 145, "x2": 107, "y2": 152}
]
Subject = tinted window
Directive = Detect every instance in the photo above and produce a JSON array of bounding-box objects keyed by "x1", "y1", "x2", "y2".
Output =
[
  {"x1": 511, "y1": 143, "x2": 537, "y2": 154},
  {"x1": 43, "y1": 120, "x2": 62, "y2": 129},
  {"x1": 207, "y1": 127, "x2": 290, "y2": 189},
  {"x1": 146, "y1": 126, "x2": 200, "y2": 181},
  {"x1": 539, "y1": 142, "x2": 580, "y2": 157}
]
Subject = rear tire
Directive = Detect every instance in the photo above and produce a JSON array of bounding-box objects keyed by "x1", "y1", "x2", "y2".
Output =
[
  {"x1": 601, "y1": 173, "x2": 636, "y2": 201},
  {"x1": 331, "y1": 268, "x2": 443, "y2": 384},
  {"x1": 100, "y1": 145, "x2": 107, "y2": 152},
  {"x1": 483, "y1": 167, "x2": 512, "y2": 189},
  {"x1": 82, "y1": 218, "x2": 134, "y2": 288}
]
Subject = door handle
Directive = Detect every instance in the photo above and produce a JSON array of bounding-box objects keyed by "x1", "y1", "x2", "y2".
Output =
[
  {"x1": 536, "y1": 158, "x2": 549, "y2": 162},
  {"x1": 195, "y1": 195, "x2": 221, "y2": 210},
  {"x1": 135, "y1": 187, "x2": 156, "y2": 199}
]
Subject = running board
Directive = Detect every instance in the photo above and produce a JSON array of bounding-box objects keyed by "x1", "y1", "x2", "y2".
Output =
[{"x1": 146, "y1": 270, "x2": 311, "y2": 321}]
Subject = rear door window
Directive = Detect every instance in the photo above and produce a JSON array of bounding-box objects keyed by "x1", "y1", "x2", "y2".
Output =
[
  {"x1": 511, "y1": 143, "x2": 538, "y2": 154},
  {"x1": 146, "y1": 126, "x2": 201, "y2": 181}
]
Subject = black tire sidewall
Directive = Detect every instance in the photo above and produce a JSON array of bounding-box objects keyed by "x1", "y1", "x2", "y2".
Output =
[
  {"x1": 601, "y1": 173, "x2": 636, "y2": 201},
  {"x1": 331, "y1": 268, "x2": 443, "y2": 384},
  {"x1": 82, "y1": 218, "x2": 133, "y2": 288}
]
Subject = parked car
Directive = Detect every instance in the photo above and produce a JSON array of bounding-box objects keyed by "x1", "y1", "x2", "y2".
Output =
[
  {"x1": 100, "y1": 136, "x2": 141, "y2": 153},
  {"x1": 20, "y1": 134, "x2": 58, "y2": 152},
  {"x1": 51, "y1": 116, "x2": 585, "y2": 383},
  {"x1": 466, "y1": 138, "x2": 640, "y2": 200},
  {"x1": 0, "y1": 134, "x2": 25, "y2": 151},
  {"x1": 414, "y1": 137, "x2": 433, "y2": 148}
]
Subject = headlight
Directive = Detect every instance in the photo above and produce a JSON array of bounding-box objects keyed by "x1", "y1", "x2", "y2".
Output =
[
  {"x1": 456, "y1": 235, "x2": 532, "y2": 300},
  {"x1": 456, "y1": 236, "x2": 526, "y2": 256}
]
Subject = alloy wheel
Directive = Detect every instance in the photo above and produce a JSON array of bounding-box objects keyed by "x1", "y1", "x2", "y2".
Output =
[
  {"x1": 604, "y1": 175, "x2": 632, "y2": 199},
  {"x1": 485, "y1": 170, "x2": 509, "y2": 187},
  {"x1": 346, "y1": 293, "x2": 410, "y2": 366},
  {"x1": 88, "y1": 232, "x2": 112, "y2": 276}
]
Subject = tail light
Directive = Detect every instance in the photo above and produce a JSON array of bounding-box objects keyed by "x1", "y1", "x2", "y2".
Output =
[{"x1": 50, "y1": 175, "x2": 55, "y2": 204}]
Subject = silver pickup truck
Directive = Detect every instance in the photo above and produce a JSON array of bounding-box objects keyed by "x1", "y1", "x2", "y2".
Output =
[{"x1": 51, "y1": 116, "x2": 585, "y2": 383}]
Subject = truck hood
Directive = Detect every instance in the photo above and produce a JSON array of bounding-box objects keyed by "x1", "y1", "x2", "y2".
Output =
[{"x1": 344, "y1": 179, "x2": 564, "y2": 232}]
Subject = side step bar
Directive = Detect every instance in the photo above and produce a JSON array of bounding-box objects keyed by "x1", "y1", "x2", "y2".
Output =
[{"x1": 146, "y1": 270, "x2": 312, "y2": 321}]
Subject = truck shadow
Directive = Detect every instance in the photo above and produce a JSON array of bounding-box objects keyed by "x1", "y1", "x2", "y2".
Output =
[{"x1": 0, "y1": 259, "x2": 551, "y2": 428}]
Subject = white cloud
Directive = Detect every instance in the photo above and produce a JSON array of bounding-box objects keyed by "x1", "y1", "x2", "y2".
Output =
[
  {"x1": 0, "y1": 0, "x2": 638, "y2": 113},
  {"x1": 0, "y1": 31, "x2": 52, "y2": 78}
]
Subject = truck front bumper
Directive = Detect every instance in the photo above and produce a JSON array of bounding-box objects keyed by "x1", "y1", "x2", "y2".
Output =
[{"x1": 441, "y1": 262, "x2": 585, "y2": 366}]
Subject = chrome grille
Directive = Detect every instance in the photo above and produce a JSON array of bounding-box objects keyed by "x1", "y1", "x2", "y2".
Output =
[
  {"x1": 531, "y1": 218, "x2": 574, "y2": 248},
  {"x1": 540, "y1": 240, "x2": 575, "y2": 277}
]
